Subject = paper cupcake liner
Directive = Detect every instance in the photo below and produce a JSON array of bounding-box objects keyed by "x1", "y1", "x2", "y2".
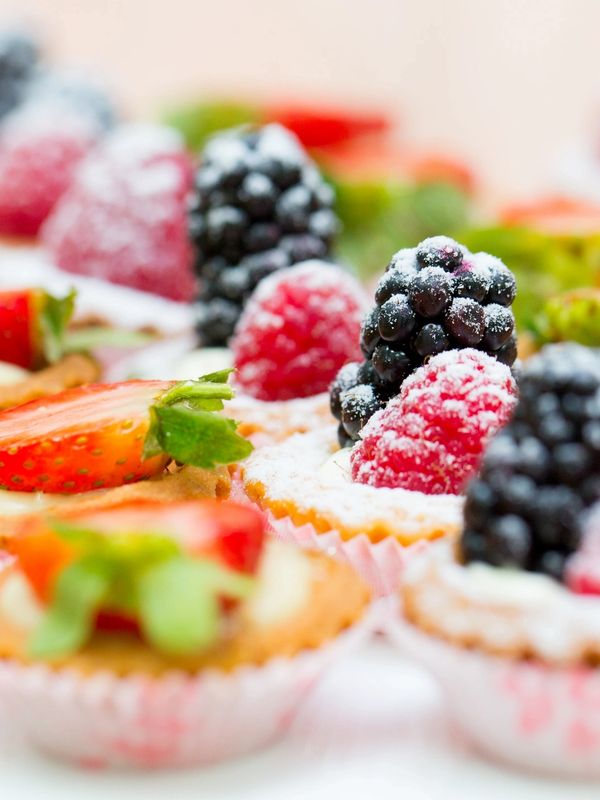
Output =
[
  {"x1": 388, "y1": 615, "x2": 600, "y2": 778},
  {"x1": 260, "y1": 508, "x2": 428, "y2": 597},
  {"x1": 0, "y1": 611, "x2": 375, "y2": 769}
]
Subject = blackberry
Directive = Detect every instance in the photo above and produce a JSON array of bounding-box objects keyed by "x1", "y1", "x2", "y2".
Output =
[
  {"x1": 461, "y1": 344, "x2": 600, "y2": 581},
  {"x1": 188, "y1": 124, "x2": 339, "y2": 345},
  {"x1": 0, "y1": 28, "x2": 39, "y2": 119},
  {"x1": 331, "y1": 237, "x2": 518, "y2": 442},
  {"x1": 23, "y1": 69, "x2": 118, "y2": 130}
]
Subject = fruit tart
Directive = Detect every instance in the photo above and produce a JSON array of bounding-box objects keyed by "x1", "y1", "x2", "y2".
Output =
[
  {"x1": 240, "y1": 238, "x2": 519, "y2": 593},
  {"x1": 0, "y1": 497, "x2": 371, "y2": 767},
  {"x1": 391, "y1": 343, "x2": 600, "y2": 777},
  {"x1": 0, "y1": 369, "x2": 251, "y2": 538}
]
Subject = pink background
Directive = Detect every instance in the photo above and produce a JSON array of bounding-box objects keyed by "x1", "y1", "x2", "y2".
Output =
[{"x1": 3, "y1": 0, "x2": 600, "y2": 200}]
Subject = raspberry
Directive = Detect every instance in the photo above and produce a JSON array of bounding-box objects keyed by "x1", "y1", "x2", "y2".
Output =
[
  {"x1": 0, "y1": 107, "x2": 98, "y2": 236},
  {"x1": 42, "y1": 124, "x2": 195, "y2": 301},
  {"x1": 566, "y1": 504, "x2": 600, "y2": 595},
  {"x1": 231, "y1": 260, "x2": 367, "y2": 401},
  {"x1": 350, "y1": 349, "x2": 517, "y2": 494}
]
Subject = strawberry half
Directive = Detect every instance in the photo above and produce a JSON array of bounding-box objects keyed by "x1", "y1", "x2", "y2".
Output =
[
  {"x1": 0, "y1": 288, "x2": 75, "y2": 370},
  {"x1": 0, "y1": 370, "x2": 252, "y2": 493}
]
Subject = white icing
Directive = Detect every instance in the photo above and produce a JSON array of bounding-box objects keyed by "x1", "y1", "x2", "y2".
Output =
[
  {"x1": 172, "y1": 348, "x2": 234, "y2": 381},
  {"x1": 0, "y1": 572, "x2": 44, "y2": 631},
  {"x1": 317, "y1": 447, "x2": 352, "y2": 482},
  {"x1": 242, "y1": 426, "x2": 463, "y2": 540},
  {"x1": 403, "y1": 540, "x2": 600, "y2": 663},
  {"x1": 0, "y1": 361, "x2": 30, "y2": 386},
  {"x1": 246, "y1": 541, "x2": 312, "y2": 626},
  {"x1": 0, "y1": 488, "x2": 66, "y2": 515},
  {"x1": 0, "y1": 245, "x2": 193, "y2": 335}
]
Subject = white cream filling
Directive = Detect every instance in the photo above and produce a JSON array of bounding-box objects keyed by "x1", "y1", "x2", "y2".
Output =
[
  {"x1": 245, "y1": 541, "x2": 312, "y2": 626},
  {"x1": 172, "y1": 348, "x2": 233, "y2": 381},
  {"x1": 317, "y1": 447, "x2": 352, "y2": 483},
  {"x1": 0, "y1": 572, "x2": 44, "y2": 631},
  {"x1": 0, "y1": 361, "x2": 30, "y2": 385},
  {"x1": 0, "y1": 488, "x2": 69, "y2": 515}
]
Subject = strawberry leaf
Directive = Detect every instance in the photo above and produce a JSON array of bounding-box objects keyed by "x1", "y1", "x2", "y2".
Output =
[
  {"x1": 149, "y1": 403, "x2": 253, "y2": 468},
  {"x1": 29, "y1": 555, "x2": 113, "y2": 659},
  {"x1": 39, "y1": 289, "x2": 77, "y2": 364}
]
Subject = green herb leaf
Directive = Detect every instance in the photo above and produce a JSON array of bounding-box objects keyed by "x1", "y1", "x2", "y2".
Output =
[
  {"x1": 38, "y1": 289, "x2": 77, "y2": 364},
  {"x1": 64, "y1": 327, "x2": 157, "y2": 353},
  {"x1": 138, "y1": 557, "x2": 255, "y2": 655},
  {"x1": 149, "y1": 403, "x2": 253, "y2": 469},
  {"x1": 29, "y1": 556, "x2": 113, "y2": 659},
  {"x1": 157, "y1": 374, "x2": 235, "y2": 411}
]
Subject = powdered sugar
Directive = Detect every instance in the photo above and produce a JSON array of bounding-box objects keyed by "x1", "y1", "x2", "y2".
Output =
[
  {"x1": 232, "y1": 260, "x2": 368, "y2": 401},
  {"x1": 41, "y1": 124, "x2": 195, "y2": 301},
  {"x1": 241, "y1": 425, "x2": 463, "y2": 540},
  {"x1": 351, "y1": 349, "x2": 518, "y2": 494}
]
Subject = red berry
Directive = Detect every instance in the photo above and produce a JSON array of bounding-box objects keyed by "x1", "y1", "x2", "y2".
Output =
[
  {"x1": 566, "y1": 505, "x2": 600, "y2": 595},
  {"x1": 231, "y1": 260, "x2": 367, "y2": 401},
  {"x1": 0, "y1": 108, "x2": 97, "y2": 236},
  {"x1": 42, "y1": 124, "x2": 195, "y2": 301},
  {"x1": 351, "y1": 349, "x2": 518, "y2": 494}
]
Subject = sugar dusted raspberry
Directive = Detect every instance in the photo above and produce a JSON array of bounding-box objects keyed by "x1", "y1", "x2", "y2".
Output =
[
  {"x1": 351, "y1": 348, "x2": 518, "y2": 494},
  {"x1": 566, "y1": 504, "x2": 600, "y2": 595},
  {"x1": 0, "y1": 107, "x2": 98, "y2": 236},
  {"x1": 231, "y1": 260, "x2": 367, "y2": 401},
  {"x1": 42, "y1": 124, "x2": 195, "y2": 301}
]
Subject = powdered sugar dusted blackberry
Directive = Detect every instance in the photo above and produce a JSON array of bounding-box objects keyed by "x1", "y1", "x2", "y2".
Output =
[
  {"x1": 232, "y1": 260, "x2": 367, "y2": 401},
  {"x1": 41, "y1": 124, "x2": 195, "y2": 301},
  {"x1": 241, "y1": 426, "x2": 463, "y2": 542},
  {"x1": 403, "y1": 539, "x2": 600, "y2": 664},
  {"x1": 351, "y1": 349, "x2": 518, "y2": 494}
]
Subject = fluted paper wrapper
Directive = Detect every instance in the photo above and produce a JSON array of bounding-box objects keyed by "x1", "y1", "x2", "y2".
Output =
[
  {"x1": 0, "y1": 612, "x2": 374, "y2": 769},
  {"x1": 262, "y1": 511, "x2": 427, "y2": 597},
  {"x1": 389, "y1": 616, "x2": 600, "y2": 778}
]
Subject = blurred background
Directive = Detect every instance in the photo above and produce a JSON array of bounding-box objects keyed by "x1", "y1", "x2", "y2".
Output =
[{"x1": 3, "y1": 0, "x2": 600, "y2": 200}]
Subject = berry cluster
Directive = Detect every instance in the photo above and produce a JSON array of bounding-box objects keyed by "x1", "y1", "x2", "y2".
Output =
[
  {"x1": 461, "y1": 343, "x2": 600, "y2": 581},
  {"x1": 0, "y1": 29, "x2": 38, "y2": 119},
  {"x1": 330, "y1": 236, "x2": 517, "y2": 446},
  {"x1": 188, "y1": 124, "x2": 339, "y2": 345}
]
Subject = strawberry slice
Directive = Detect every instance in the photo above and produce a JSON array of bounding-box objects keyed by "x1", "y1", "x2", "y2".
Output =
[
  {"x1": 0, "y1": 288, "x2": 75, "y2": 370},
  {"x1": 500, "y1": 196, "x2": 600, "y2": 235},
  {"x1": 0, "y1": 371, "x2": 252, "y2": 493},
  {"x1": 12, "y1": 499, "x2": 265, "y2": 598},
  {"x1": 262, "y1": 101, "x2": 390, "y2": 148}
]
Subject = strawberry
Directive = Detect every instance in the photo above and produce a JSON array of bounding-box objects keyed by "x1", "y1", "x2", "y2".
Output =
[
  {"x1": 0, "y1": 288, "x2": 75, "y2": 370},
  {"x1": 0, "y1": 370, "x2": 252, "y2": 493},
  {"x1": 262, "y1": 102, "x2": 390, "y2": 148},
  {"x1": 501, "y1": 196, "x2": 600, "y2": 235},
  {"x1": 11, "y1": 498, "x2": 265, "y2": 658},
  {"x1": 12, "y1": 499, "x2": 265, "y2": 601}
]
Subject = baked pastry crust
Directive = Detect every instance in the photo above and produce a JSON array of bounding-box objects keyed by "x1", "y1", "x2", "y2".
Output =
[
  {"x1": 0, "y1": 464, "x2": 231, "y2": 544},
  {"x1": 242, "y1": 426, "x2": 463, "y2": 544},
  {"x1": 402, "y1": 540, "x2": 600, "y2": 666},
  {"x1": 0, "y1": 546, "x2": 370, "y2": 676},
  {"x1": 227, "y1": 392, "x2": 333, "y2": 444},
  {"x1": 0, "y1": 353, "x2": 100, "y2": 410}
]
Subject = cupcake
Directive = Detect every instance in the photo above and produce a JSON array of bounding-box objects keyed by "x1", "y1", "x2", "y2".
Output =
[
  {"x1": 0, "y1": 497, "x2": 372, "y2": 766},
  {"x1": 240, "y1": 236, "x2": 519, "y2": 593},
  {"x1": 0, "y1": 369, "x2": 249, "y2": 538},
  {"x1": 391, "y1": 343, "x2": 600, "y2": 776}
]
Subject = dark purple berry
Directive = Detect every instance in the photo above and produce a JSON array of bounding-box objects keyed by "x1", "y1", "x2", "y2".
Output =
[
  {"x1": 414, "y1": 323, "x2": 450, "y2": 357},
  {"x1": 445, "y1": 298, "x2": 485, "y2": 345},
  {"x1": 408, "y1": 267, "x2": 452, "y2": 317},
  {"x1": 416, "y1": 236, "x2": 463, "y2": 272},
  {"x1": 378, "y1": 294, "x2": 416, "y2": 342}
]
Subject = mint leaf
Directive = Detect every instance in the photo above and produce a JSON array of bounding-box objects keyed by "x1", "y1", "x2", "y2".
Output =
[
  {"x1": 29, "y1": 556, "x2": 112, "y2": 659},
  {"x1": 158, "y1": 377, "x2": 235, "y2": 412},
  {"x1": 138, "y1": 557, "x2": 219, "y2": 655},
  {"x1": 150, "y1": 403, "x2": 253, "y2": 468},
  {"x1": 139, "y1": 557, "x2": 255, "y2": 655},
  {"x1": 39, "y1": 289, "x2": 76, "y2": 364}
]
